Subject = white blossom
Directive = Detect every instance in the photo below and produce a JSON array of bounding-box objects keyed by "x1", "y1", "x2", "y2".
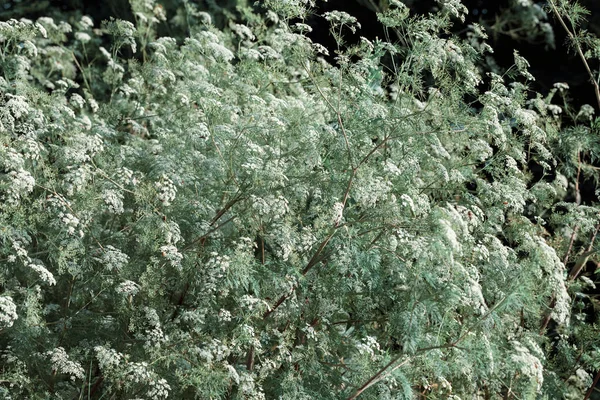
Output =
[
  {"x1": 103, "y1": 189, "x2": 124, "y2": 214},
  {"x1": 100, "y1": 245, "x2": 129, "y2": 272},
  {"x1": 510, "y1": 341, "x2": 544, "y2": 392},
  {"x1": 5, "y1": 94, "x2": 30, "y2": 119},
  {"x1": 207, "y1": 42, "x2": 234, "y2": 62},
  {"x1": 218, "y1": 309, "x2": 232, "y2": 322},
  {"x1": 59, "y1": 212, "x2": 80, "y2": 236},
  {"x1": 155, "y1": 174, "x2": 177, "y2": 206},
  {"x1": 47, "y1": 347, "x2": 85, "y2": 380},
  {"x1": 160, "y1": 244, "x2": 183, "y2": 269},
  {"x1": 577, "y1": 104, "x2": 595, "y2": 120},
  {"x1": 147, "y1": 378, "x2": 170, "y2": 399},
  {"x1": 29, "y1": 263, "x2": 56, "y2": 286},
  {"x1": 5, "y1": 168, "x2": 35, "y2": 205},
  {"x1": 80, "y1": 15, "x2": 93, "y2": 29},
  {"x1": 63, "y1": 133, "x2": 104, "y2": 164},
  {"x1": 0, "y1": 296, "x2": 18, "y2": 329},
  {"x1": 94, "y1": 346, "x2": 123, "y2": 371}
]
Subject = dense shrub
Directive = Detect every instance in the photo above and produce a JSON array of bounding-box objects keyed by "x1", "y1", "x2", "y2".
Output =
[{"x1": 0, "y1": 0, "x2": 599, "y2": 398}]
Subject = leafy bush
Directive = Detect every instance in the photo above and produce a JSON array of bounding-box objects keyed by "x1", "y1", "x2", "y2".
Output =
[{"x1": 0, "y1": 0, "x2": 599, "y2": 398}]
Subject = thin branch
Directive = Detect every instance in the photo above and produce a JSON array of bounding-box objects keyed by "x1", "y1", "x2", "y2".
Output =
[
  {"x1": 303, "y1": 62, "x2": 354, "y2": 169},
  {"x1": 182, "y1": 215, "x2": 235, "y2": 252},
  {"x1": 584, "y1": 369, "x2": 600, "y2": 400},
  {"x1": 263, "y1": 169, "x2": 356, "y2": 320},
  {"x1": 568, "y1": 223, "x2": 600, "y2": 280},
  {"x1": 347, "y1": 298, "x2": 506, "y2": 399},
  {"x1": 346, "y1": 355, "x2": 412, "y2": 400},
  {"x1": 542, "y1": 223, "x2": 600, "y2": 333},
  {"x1": 548, "y1": 0, "x2": 600, "y2": 110}
]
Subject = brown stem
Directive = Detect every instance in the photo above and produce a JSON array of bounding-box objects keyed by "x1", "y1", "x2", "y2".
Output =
[
  {"x1": 584, "y1": 369, "x2": 600, "y2": 400},
  {"x1": 245, "y1": 345, "x2": 255, "y2": 371}
]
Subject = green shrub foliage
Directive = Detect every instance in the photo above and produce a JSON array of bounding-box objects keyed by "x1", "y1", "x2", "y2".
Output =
[{"x1": 1, "y1": 0, "x2": 599, "y2": 398}]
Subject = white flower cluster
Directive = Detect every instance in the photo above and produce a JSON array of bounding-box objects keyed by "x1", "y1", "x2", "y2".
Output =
[
  {"x1": 75, "y1": 31, "x2": 91, "y2": 43},
  {"x1": 577, "y1": 104, "x2": 595, "y2": 120},
  {"x1": 19, "y1": 138, "x2": 43, "y2": 160},
  {"x1": 29, "y1": 263, "x2": 56, "y2": 286},
  {"x1": 323, "y1": 11, "x2": 361, "y2": 33},
  {"x1": 94, "y1": 345, "x2": 123, "y2": 371},
  {"x1": 69, "y1": 93, "x2": 86, "y2": 109},
  {"x1": 46, "y1": 347, "x2": 85, "y2": 380},
  {"x1": 208, "y1": 252, "x2": 230, "y2": 274},
  {"x1": 100, "y1": 245, "x2": 129, "y2": 272},
  {"x1": 126, "y1": 361, "x2": 152, "y2": 383},
  {"x1": 331, "y1": 201, "x2": 345, "y2": 225},
  {"x1": 58, "y1": 212, "x2": 81, "y2": 236},
  {"x1": 155, "y1": 174, "x2": 177, "y2": 206},
  {"x1": 218, "y1": 308, "x2": 232, "y2": 322},
  {"x1": 356, "y1": 336, "x2": 381, "y2": 360},
  {"x1": 62, "y1": 133, "x2": 104, "y2": 164},
  {"x1": 147, "y1": 378, "x2": 171, "y2": 399},
  {"x1": 513, "y1": 50, "x2": 535, "y2": 81},
  {"x1": 510, "y1": 340, "x2": 544, "y2": 392},
  {"x1": 199, "y1": 339, "x2": 231, "y2": 363},
  {"x1": 63, "y1": 165, "x2": 92, "y2": 196},
  {"x1": 138, "y1": 307, "x2": 167, "y2": 350},
  {"x1": 240, "y1": 47, "x2": 263, "y2": 61},
  {"x1": 250, "y1": 194, "x2": 289, "y2": 219},
  {"x1": 437, "y1": 0, "x2": 469, "y2": 22},
  {"x1": 162, "y1": 220, "x2": 182, "y2": 245},
  {"x1": 438, "y1": 218, "x2": 461, "y2": 253},
  {"x1": 5, "y1": 168, "x2": 35, "y2": 205},
  {"x1": 298, "y1": 227, "x2": 317, "y2": 253},
  {"x1": 207, "y1": 42, "x2": 234, "y2": 62},
  {"x1": 116, "y1": 280, "x2": 140, "y2": 297},
  {"x1": 160, "y1": 244, "x2": 183, "y2": 269},
  {"x1": 568, "y1": 368, "x2": 593, "y2": 392},
  {"x1": 0, "y1": 296, "x2": 18, "y2": 329},
  {"x1": 5, "y1": 94, "x2": 30, "y2": 119},
  {"x1": 303, "y1": 324, "x2": 317, "y2": 340},
  {"x1": 353, "y1": 174, "x2": 392, "y2": 208},
  {"x1": 514, "y1": 108, "x2": 538, "y2": 128},
  {"x1": 103, "y1": 189, "x2": 124, "y2": 214},
  {"x1": 116, "y1": 166, "x2": 139, "y2": 187},
  {"x1": 470, "y1": 139, "x2": 494, "y2": 161},
  {"x1": 232, "y1": 24, "x2": 255, "y2": 41}
]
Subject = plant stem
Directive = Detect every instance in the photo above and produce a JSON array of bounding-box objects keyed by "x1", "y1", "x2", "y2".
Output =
[{"x1": 548, "y1": 0, "x2": 600, "y2": 110}]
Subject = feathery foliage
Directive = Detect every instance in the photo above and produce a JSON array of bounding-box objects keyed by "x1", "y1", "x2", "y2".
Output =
[{"x1": 1, "y1": 0, "x2": 599, "y2": 398}]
